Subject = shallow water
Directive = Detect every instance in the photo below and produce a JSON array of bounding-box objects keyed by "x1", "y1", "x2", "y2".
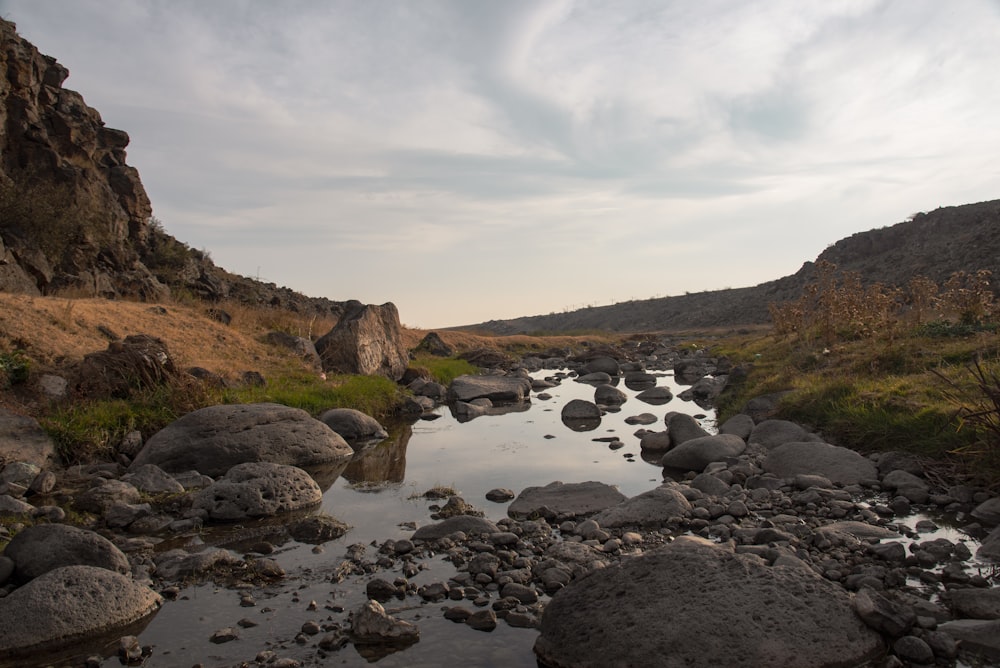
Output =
[{"x1": 100, "y1": 370, "x2": 713, "y2": 667}]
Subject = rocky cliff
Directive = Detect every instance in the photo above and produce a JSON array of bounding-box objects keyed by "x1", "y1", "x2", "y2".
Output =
[
  {"x1": 0, "y1": 19, "x2": 343, "y2": 318},
  {"x1": 469, "y1": 198, "x2": 1000, "y2": 334}
]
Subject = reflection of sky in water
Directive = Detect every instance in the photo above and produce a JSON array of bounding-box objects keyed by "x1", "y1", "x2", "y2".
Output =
[{"x1": 319, "y1": 369, "x2": 715, "y2": 544}]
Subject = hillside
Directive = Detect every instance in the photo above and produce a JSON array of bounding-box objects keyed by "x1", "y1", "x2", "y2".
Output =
[{"x1": 467, "y1": 199, "x2": 1000, "y2": 334}]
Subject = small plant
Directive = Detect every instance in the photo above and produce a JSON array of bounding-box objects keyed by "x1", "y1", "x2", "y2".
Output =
[
  {"x1": 0, "y1": 350, "x2": 30, "y2": 385},
  {"x1": 410, "y1": 355, "x2": 477, "y2": 386},
  {"x1": 932, "y1": 356, "x2": 1000, "y2": 465}
]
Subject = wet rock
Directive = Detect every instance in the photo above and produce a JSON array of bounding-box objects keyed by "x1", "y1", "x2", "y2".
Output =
[
  {"x1": 624, "y1": 413, "x2": 658, "y2": 425},
  {"x1": 153, "y1": 548, "x2": 243, "y2": 581},
  {"x1": 638, "y1": 431, "x2": 671, "y2": 453},
  {"x1": 534, "y1": 537, "x2": 883, "y2": 668},
  {"x1": 893, "y1": 635, "x2": 933, "y2": 664},
  {"x1": 591, "y1": 483, "x2": 692, "y2": 528},
  {"x1": 73, "y1": 479, "x2": 141, "y2": 514},
  {"x1": 560, "y1": 399, "x2": 602, "y2": 421},
  {"x1": 210, "y1": 627, "x2": 238, "y2": 643},
  {"x1": 318, "y1": 408, "x2": 388, "y2": 446},
  {"x1": 937, "y1": 619, "x2": 1000, "y2": 661},
  {"x1": 288, "y1": 515, "x2": 352, "y2": 544},
  {"x1": 719, "y1": 414, "x2": 755, "y2": 439},
  {"x1": 583, "y1": 357, "x2": 620, "y2": 377},
  {"x1": 507, "y1": 481, "x2": 627, "y2": 521},
  {"x1": 130, "y1": 403, "x2": 353, "y2": 477},
  {"x1": 634, "y1": 386, "x2": 673, "y2": 405},
  {"x1": 664, "y1": 413, "x2": 710, "y2": 446},
  {"x1": 971, "y1": 497, "x2": 1000, "y2": 526},
  {"x1": 948, "y1": 587, "x2": 1000, "y2": 619},
  {"x1": 120, "y1": 464, "x2": 184, "y2": 495},
  {"x1": 434, "y1": 495, "x2": 484, "y2": 519},
  {"x1": 485, "y1": 488, "x2": 515, "y2": 502},
  {"x1": 366, "y1": 578, "x2": 401, "y2": 603},
  {"x1": 594, "y1": 384, "x2": 626, "y2": 406},
  {"x1": 0, "y1": 566, "x2": 161, "y2": 661},
  {"x1": 763, "y1": 441, "x2": 878, "y2": 485},
  {"x1": 979, "y1": 526, "x2": 1000, "y2": 560},
  {"x1": 411, "y1": 516, "x2": 500, "y2": 542},
  {"x1": 853, "y1": 587, "x2": 917, "y2": 637},
  {"x1": 448, "y1": 375, "x2": 532, "y2": 403},
  {"x1": 3, "y1": 523, "x2": 129, "y2": 581},
  {"x1": 660, "y1": 434, "x2": 746, "y2": 472},
  {"x1": 351, "y1": 599, "x2": 419, "y2": 643},
  {"x1": 193, "y1": 462, "x2": 322, "y2": 521},
  {"x1": 748, "y1": 419, "x2": 811, "y2": 449},
  {"x1": 466, "y1": 609, "x2": 497, "y2": 632}
]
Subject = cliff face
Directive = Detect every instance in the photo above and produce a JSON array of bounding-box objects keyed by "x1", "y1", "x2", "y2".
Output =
[
  {"x1": 0, "y1": 17, "x2": 165, "y2": 299},
  {"x1": 0, "y1": 19, "x2": 344, "y2": 318}
]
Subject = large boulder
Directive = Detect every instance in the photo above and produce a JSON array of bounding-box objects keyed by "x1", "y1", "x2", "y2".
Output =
[
  {"x1": 192, "y1": 462, "x2": 322, "y2": 521},
  {"x1": 75, "y1": 334, "x2": 176, "y2": 399},
  {"x1": 749, "y1": 419, "x2": 812, "y2": 449},
  {"x1": 318, "y1": 408, "x2": 388, "y2": 446},
  {"x1": 129, "y1": 403, "x2": 353, "y2": 477},
  {"x1": 764, "y1": 441, "x2": 878, "y2": 486},
  {"x1": 0, "y1": 408, "x2": 56, "y2": 470},
  {"x1": 507, "y1": 481, "x2": 627, "y2": 521},
  {"x1": 3, "y1": 524, "x2": 129, "y2": 582},
  {"x1": 591, "y1": 483, "x2": 692, "y2": 528},
  {"x1": 411, "y1": 516, "x2": 500, "y2": 542},
  {"x1": 0, "y1": 565, "x2": 162, "y2": 663},
  {"x1": 665, "y1": 412, "x2": 710, "y2": 446},
  {"x1": 448, "y1": 375, "x2": 532, "y2": 403},
  {"x1": 660, "y1": 434, "x2": 746, "y2": 472},
  {"x1": 533, "y1": 537, "x2": 883, "y2": 668},
  {"x1": 314, "y1": 300, "x2": 408, "y2": 380}
]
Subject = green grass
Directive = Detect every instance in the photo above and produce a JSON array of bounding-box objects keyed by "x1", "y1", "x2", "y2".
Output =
[
  {"x1": 410, "y1": 355, "x2": 477, "y2": 385},
  {"x1": 221, "y1": 371, "x2": 405, "y2": 418}
]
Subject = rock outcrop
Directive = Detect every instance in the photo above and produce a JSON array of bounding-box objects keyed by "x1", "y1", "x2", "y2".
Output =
[{"x1": 314, "y1": 301, "x2": 408, "y2": 380}]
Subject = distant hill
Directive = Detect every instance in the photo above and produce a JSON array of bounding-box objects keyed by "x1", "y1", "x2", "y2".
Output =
[{"x1": 465, "y1": 199, "x2": 1000, "y2": 334}]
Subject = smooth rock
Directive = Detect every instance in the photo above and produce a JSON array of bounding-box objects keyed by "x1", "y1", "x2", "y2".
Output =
[
  {"x1": 660, "y1": 434, "x2": 746, "y2": 472},
  {"x1": 507, "y1": 481, "x2": 627, "y2": 521},
  {"x1": 748, "y1": 419, "x2": 810, "y2": 449},
  {"x1": 318, "y1": 408, "x2": 388, "y2": 445},
  {"x1": 193, "y1": 462, "x2": 322, "y2": 521},
  {"x1": 352, "y1": 599, "x2": 419, "y2": 643},
  {"x1": 591, "y1": 483, "x2": 692, "y2": 528},
  {"x1": 764, "y1": 441, "x2": 878, "y2": 485},
  {"x1": 412, "y1": 516, "x2": 500, "y2": 542},
  {"x1": 4, "y1": 524, "x2": 129, "y2": 582},
  {"x1": 448, "y1": 375, "x2": 532, "y2": 403}
]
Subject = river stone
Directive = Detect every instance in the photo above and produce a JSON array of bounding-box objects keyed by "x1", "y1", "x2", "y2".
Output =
[
  {"x1": 120, "y1": 464, "x2": 184, "y2": 495},
  {"x1": 0, "y1": 494, "x2": 33, "y2": 515},
  {"x1": 533, "y1": 536, "x2": 883, "y2": 668},
  {"x1": 665, "y1": 413, "x2": 710, "y2": 446},
  {"x1": 949, "y1": 587, "x2": 1000, "y2": 619},
  {"x1": 978, "y1": 525, "x2": 1000, "y2": 560},
  {"x1": 635, "y1": 386, "x2": 673, "y2": 405},
  {"x1": 971, "y1": 497, "x2": 1000, "y2": 526},
  {"x1": 748, "y1": 419, "x2": 811, "y2": 449},
  {"x1": 0, "y1": 565, "x2": 162, "y2": 662},
  {"x1": 764, "y1": 441, "x2": 878, "y2": 486},
  {"x1": 560, "y1": 399, "x2": 601, "y2": 421},
  {"x1": 352, "y1": 599, "x2": 419, "y2": 643},
  {"x1": 583, "y1": 357, "x2": 620, "y2": 376},
  {"x1": 0, "y1": 408, "x2": 56, "y2": 469},
  {"x1": 411, "y1": 516, "x2": 500, "y2": 542},
  {"x1": 193, "y1": 462, "x2": 322, "y2": 521},
  {"x1": 660, "y1": 434, "x2": 746, "y2": 472},
  {"x1": 638, "y1": 431, "x2": 671, "y2": 453},
  {"x1": 318, "y1": 408, "x2": 388, "y2": 445},
  {"x1": 591, "y1": 483, "x2": 692, "y2": 528},
  {"x1": 448, "y1": 375, "x2": 532, "y2": 403},
  {"x1": 576, "y1": 372, "x2": 613, "y2": 385},
  {"x1": 937, "y1": 619, "x2": 1000, "y2": 661},
  {"x1": 129, "y1": 403, "x2": 353, "y2": 477},
  {"x1": 507, "y1": 481, "x2": 627, "y2": 521},
  {"x1": 594, "y1": 384, "x2": 627, "y2": 406},
  {"x1": 719, "y1": 413, "x2": 755, "y2": 440},
  {"x1": 73, "y1": 479, "x2": 142, "y2": 514},
  {"x1": 314, "y1": 301, "x2": 408, "y2": 380},
  {"x1": 624, "y1": 413, "x2": 658, "y2": 426},
  {"x1": 3, "y1": 523, "x2": 129, "y2": 582}
]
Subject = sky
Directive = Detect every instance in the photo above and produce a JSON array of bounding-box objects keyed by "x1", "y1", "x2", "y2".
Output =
[{"x1": 2, "y1": 1, "x2": 1000, "y2": 328}]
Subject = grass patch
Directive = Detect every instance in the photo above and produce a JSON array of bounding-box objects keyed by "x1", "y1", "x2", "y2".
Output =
[
  {"x1": 222, "y1": 371, "x2": 405, "y2": 419},
  {"x1": 410, "y1": 355, "x2": 477, "y2": 385}
]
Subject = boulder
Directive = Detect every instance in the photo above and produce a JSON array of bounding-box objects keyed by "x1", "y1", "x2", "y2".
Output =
[
  {"x1": 748, "y1": 419, "x2": 811, "y2": 449},
  {"x1": 351, "y1": 599, "x2": 419, "y2": 644},
  {"x1": 120, "y1": 464, "x2": 184, "y2": 495},
  {"x1": 660, "y1": 434, "x2": 746, "y2": 472},
  {"x1": 263, "y1": 331, "x2": 322, "y2": 369},
  {"x1": 319, "y1": 408, "x2": 388, "y2": 445},
  {"x1": 448, "y1": 374, "x2": 532, "y2": 403},
  {"x1": 949, "y1": 588, "x2": 1000, "y2": 619},
  {"x1": 3, "y1": 524, "x2": 129, "y2": 582},
  {"x1": 623, "y1": 372, "x2": 656, "y2": 391},
  {"x1": 582, "y1": 357, "x2": 620, "y2": 377},
  {"x1": 764, "y1": 442, "x2": 878, "y2": 486},
  {"x1": 978, "y1": 525, "x2": 1000, "y2": 560},
  {"x1": 413, "y1": 332, "x2": 453, "y2": 357},
  {"x1": 533, "y1": 537, "x2": 883, "y2": 668},
  {"x1": 635, "y1": 386, "x2": 674, "y2": 405},
  {"x1": 665, "y1": 413, "x2": 710, "y2": 446},
  {"x1": 719, "y1": 414, "x2": 755, "y2": 440},
  {"x1": 0, "y1": 408, "x2": 56, "y2": 469},
  {"x1": 73, "y1": 479, "x2": 141, "y2": 514},
  {"x1": 638, "y1": 431, "x2": 672, "y2": 453},
  {"x1": 129, "y1": 403, "x2": 353, "y2": 477},
  {"x1": 972, "y1": 497, "x2": 1000, "y2": 526},
  {"x1": 411, "y1": 516, "x2": 500, "y2": 542},
  {"x1": 0, "y1": 565, "x2": 162, "y2": 663},
  {"x1": 560, "y1": 399, "x2": 601, "y2": 421},
  {"x1": 591, "y1": 484, "x2": 692, "y2": 528},
  {"x1": 937, "y1": 619, "x2": 1000, "y2": 661},
  {"x1": 75, "y1": 334, "x2": 176, "y2": 398},
  {"x1": 192, "y1": 462, "x2": 323, "y2": 521},
  {"x1": 314, "y1": 301, "x2": 408, "y2": 380},
  {"x1": 507, "y1": 481, "x2": 627, "y2": 521},
  {"x1": 594, "y1": 384, "x2": 627, "y2": 406}
]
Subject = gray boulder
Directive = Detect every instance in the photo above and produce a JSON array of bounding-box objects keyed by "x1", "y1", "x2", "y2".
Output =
[
  {"x1": 0, "y1": 408, "x2": 55, "y2": 469},
  {"x1": 979, "y1": 525, "x2": 1000, "y2": 560},
  {"x1": 263, "y1": 331, "x2": 322, "y2": 369},
  {"x1": 749, "y1": 419, "x2": 811, "y2": 449},
  {"x1": 314, "y1": 301, "x2": 408, "y2": 380},
  {"x1": 660, "y1": 434, "x2": 746, "y2": 472},
  {"x1": 949, "y1": 587, "x2": 1000, "y2": 619},
  {"x1": 594, "y1": 384, "x2": 627, "y2": 406},
  {"x1": 120, "y1": 464, "x2": 184, "y2": 495},
  {"x1": 412, "y1": 516, "x2": 500, "y2": 542},
  {"x1": 665, "y1": 413, "x2": 710, "y2": 446},
  {"x1": 582, "y1": 357, "x2": 620, "y2": 377},
  {"x1": 591, "y1": 484, "x2": 692, "y2": 528},
  {"x1": 638, "y1": 431, "x2": 672, "y2": 453},
  {"x1": 719, "y1": 413, "x2": 755, "y2": 439},
  {"x1": 560, "y1": 399, "x2": 601, "y2": 421},
  {"x1": 319, "y1": 408, "x2": 388, "y2": 445},
  {"x1": 129, "y1": 403, "x2": 353, "y2": 477},
  {"x1": 3, "y1": 524, "x2": 129, "y2": 582},
  {"x1": 193, "y1": 462, "x2": 322, "y2": 521},
  {"x1": 508, "y1": 481, "x2": 627, "y2": 521},
  {"x1": 533, "y1": 537, "x2": 883, "y2": 668},
  {"x1": 0, "y1": 565, "x2": 161, "y2": 662},
  {"x1": 938, "y1": 619, "x2": 1000, "y2": 661},
  {"x1": 448, "y1": 375, "x2": 532, "y2": 403},
  {"x1": 352, "y1": 599, "x2": 419, "y2": 644},
  {"x1": 764, "y1": 441, "x2": 878, "y2": 485},
  {"x1": 972, "y1": 497, "x2": 1000, "y2": 526},
  {"x1": 635, "y1": 386, "x2": 673, "y2": 405},
  {"x1": 73, "y1": 479, "x2": 141, "y2": 514}
]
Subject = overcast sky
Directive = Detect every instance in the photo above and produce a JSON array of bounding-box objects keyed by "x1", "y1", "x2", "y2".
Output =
[{"x1": 3, "y1": 1, "x2": 1000, "y2": 328}]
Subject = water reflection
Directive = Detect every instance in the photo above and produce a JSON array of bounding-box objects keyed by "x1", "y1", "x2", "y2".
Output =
[{"x1": 340, "y1": 424, "x2": 413, "y2": 488}]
